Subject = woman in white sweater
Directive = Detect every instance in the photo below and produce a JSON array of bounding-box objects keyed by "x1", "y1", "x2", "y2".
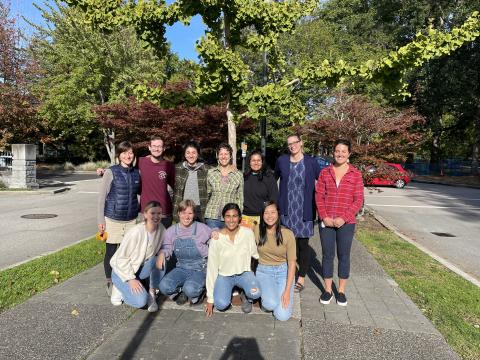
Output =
[
  {"x1": 110, "y1": 201, "x2": 165, "y2": 312},
  {"x1": 205, "y1": 203, "x2": 261, "y2": 316}
]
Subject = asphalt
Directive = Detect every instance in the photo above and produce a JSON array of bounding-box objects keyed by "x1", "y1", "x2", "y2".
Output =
[{"x1": 0, "y1": 225, "x2": 459, "y2": 360}]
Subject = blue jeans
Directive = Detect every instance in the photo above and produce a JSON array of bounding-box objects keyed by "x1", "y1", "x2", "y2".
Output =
[
  {"x1": 319, "y1": 223, "x2": 355, "y2": 279},
  {"x1": 205, "y1": 218, "x2": 224, "y2": 230},
  {"x1": 213, "y1": 271, "x2": 261, "y2": 310},
  {"x1": 256, "y1": 263, "x2": 294, "y2": 321},
  {"x1": 159, "y1": 267, "x2": 206, "y2": 301},
  {"x1": 112, "y1": 256, "x2": 162, "y2": 308}
]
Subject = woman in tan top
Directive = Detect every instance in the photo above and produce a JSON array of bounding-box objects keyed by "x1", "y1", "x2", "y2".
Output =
[{"x1": 255, "y1": 201, "x2": 296, "y2": 321}]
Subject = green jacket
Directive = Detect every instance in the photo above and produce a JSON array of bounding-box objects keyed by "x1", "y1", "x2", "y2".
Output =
[{"x1": 173, "y1": 162, "x2": 210, "y2": 222}]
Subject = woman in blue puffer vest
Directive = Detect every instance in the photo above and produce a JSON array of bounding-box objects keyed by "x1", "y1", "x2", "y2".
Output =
[{"x1": 97, "y1": 141, "x2": 141, "y2": 296}]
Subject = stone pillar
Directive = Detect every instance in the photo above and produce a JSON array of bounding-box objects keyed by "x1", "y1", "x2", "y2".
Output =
[{"x1": 10, "y1": 144, "x2": 39, "y2": 189}]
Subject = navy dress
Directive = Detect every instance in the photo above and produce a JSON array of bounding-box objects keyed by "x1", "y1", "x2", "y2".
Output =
[{"x1": 281, "y1": 159, "x2": 314, "y2": 238}]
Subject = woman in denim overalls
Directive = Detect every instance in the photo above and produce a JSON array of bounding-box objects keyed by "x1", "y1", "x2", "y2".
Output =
[{"x1": 157, "y1": 200, "x2": 212, "y2": 305}]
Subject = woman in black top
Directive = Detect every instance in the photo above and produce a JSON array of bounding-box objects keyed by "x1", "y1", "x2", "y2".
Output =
[{"x1": 242, "y1": 150, "x2": 279, "y2": 228}]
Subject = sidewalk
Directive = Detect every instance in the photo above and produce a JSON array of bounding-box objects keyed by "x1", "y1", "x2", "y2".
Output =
[{"x1": 0, "y1": 229, "x2": 459, "y2": 360}]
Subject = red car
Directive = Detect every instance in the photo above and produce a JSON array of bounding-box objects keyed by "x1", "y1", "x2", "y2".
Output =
[{"x1": 365, "y1": 163, "x2": 411, "y2": 189}]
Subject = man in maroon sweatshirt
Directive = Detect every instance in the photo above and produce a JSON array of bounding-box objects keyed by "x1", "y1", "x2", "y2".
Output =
[{"x1": 138, "y1": 136, "x2": 175, "y2": 228}]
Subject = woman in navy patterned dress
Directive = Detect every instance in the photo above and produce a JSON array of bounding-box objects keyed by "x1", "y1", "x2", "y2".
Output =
[{"x1": 275, "y1": 134, "x2": 320, "y2": 292}]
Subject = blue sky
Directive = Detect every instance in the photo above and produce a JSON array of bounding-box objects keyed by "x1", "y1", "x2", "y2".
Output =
[{"x1": 8, "y1": 0, "x2": 205, "y2": 61}]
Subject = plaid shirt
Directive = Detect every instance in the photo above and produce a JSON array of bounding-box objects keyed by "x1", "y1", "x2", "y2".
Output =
[
  {"x1": 315, "y1": 164, "x2": 364, "y2": 224},
  {"x1": 205, "y1": 166, "x2": 244, "y2": 219}
]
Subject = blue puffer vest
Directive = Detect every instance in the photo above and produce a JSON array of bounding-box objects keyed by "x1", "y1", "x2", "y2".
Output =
[{"x1": 105, "y1": 165, "x2": 140, "y2": 221}]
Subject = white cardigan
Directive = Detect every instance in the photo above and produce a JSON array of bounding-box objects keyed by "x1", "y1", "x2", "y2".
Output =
[{"x1": 110, "y1": 222, "x2": 165, "y2": 282}]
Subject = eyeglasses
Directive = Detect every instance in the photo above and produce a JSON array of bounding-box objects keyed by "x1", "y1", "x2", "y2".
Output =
[
  {"x1": 150, "y1": 145, "x2": 163, "y2": 150},
  {"x1": 287, "y1": 140, "x2": 301, "y2": 147}
]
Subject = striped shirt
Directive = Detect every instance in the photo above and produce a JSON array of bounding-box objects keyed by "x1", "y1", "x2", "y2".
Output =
[
  {"x1": 205, "y1": 166, "x2": 244, "y2": 219},
  {"x1": 315, "y1": 164, "x2": 364, "y2": 224}
]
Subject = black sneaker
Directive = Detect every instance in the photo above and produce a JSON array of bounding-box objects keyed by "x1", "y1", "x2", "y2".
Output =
[
  {"x1": 336, "y1": 292, "x2": 348, "y2": 306},
  {"x1": 175, "y1": 292, "x2": 188, "y2": 305},
  {"x1": 240, "y1": 292, "x2": 252, "y2": 314},
  {"x1": 319, "y1": 291, "x2": 333, "y2": 305}
]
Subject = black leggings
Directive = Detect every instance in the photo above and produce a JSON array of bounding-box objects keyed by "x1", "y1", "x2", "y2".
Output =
[
  {"x1": 296, "y1": 237, "x2": 310, "y2": 278},
  {"x1": 104, "y1": 243, "x2": 119, "y2": 280}
]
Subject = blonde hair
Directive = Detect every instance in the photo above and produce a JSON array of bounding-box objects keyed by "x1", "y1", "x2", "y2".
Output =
[{"x1": 143, "y1": 201, "x2": 162, "y2": 217}]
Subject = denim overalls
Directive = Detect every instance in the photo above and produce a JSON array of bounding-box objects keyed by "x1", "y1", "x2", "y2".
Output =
[{"x1": 159, "y1": 222, "x2": 207, "y2": 300}]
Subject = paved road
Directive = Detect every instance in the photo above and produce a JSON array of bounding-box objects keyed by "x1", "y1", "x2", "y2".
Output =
[
  {"x1": 0, "y1": 178, "x2": 101, "y2": 270},
  {"x1": 365, "y1": 182, "x2": 480, "y2": 282}
]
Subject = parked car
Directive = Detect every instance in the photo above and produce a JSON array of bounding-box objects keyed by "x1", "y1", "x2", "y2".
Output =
[{"x1": 365, "y1": 163, "x2": 411, "y2": 188}]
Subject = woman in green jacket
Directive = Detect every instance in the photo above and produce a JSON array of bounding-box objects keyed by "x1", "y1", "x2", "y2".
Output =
[{"x1": 172, "y1": 141, "x2": 210, "y2": 222}]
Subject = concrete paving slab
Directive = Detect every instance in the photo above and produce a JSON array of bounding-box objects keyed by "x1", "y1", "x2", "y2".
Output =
[{"x1": 302, "y1": 319, "x2": 460, "y2": 360}]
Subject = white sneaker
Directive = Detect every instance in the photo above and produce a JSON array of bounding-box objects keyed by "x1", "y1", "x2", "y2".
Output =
[
  {"x1": 110, "y1": 285, "x2": 123, "y2": 306},
  {"x1": 147, "y1": 291, "x2": 158, "y2": 313}
]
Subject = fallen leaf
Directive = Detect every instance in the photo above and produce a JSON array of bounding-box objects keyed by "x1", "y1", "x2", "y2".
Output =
[{"x1": 71, "y1": 309, "x2": 79, "y2": 316}]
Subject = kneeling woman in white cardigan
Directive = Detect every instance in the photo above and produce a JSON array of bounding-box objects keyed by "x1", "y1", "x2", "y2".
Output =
[
  {"x1": 110, "y1": 201, "x2": 165, "y2": 312},
  {"x1": 205, "y1": 203, "x2": 261, "y2": 316}
]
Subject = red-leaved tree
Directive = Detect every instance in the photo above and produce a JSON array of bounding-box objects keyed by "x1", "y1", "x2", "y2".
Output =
[
  {"x1": 302, "y1": 91, "x2": 425, "y2": 163},
  {"x1": 0, "y1": 3, "x2": 38, "y2": 149},
  {"x1": 94, "y1": 80, "x2": 256, "y2": 163}
]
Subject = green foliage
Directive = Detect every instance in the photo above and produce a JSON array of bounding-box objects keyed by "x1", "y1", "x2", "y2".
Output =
[
  {"x1": 64, "y1": 0, "x2": 317, "y2": 147},
  {"x1": 30, "y1": 1, "x2": 185, "y2": 159},
  {"x1": 297, "y1": 11, "x2": 480, "y2": 98}
]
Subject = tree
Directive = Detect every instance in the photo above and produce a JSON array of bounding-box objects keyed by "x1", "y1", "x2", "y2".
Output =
[
  {"x1": 279, "y1": 0, "x2": 480, "y2": 174},
  {"x1": 301, "y1": 91, "x2": 425, "y2": 162},
  {"x1": 29, "y1": 1, "x2": 186, "y2": 162},
  {"x1": 94, "y1": 80, "x2": 232, "y2": 160},
  {"x1": 65, "y1": 0, "x2": 480, "y2": 164},
  {"x1": 0, "y1": 2, "x2": 38, "y2": 149},
  {"x1": 64, "y1": 0, "x2": 319, "y2": 162}
]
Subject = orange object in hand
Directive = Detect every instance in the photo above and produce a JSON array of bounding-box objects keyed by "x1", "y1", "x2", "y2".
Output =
[{"x1": 96, "y1": 231, "x2": 108, "y2": 241}]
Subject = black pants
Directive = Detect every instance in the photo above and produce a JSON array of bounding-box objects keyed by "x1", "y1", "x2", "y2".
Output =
[
  {"x1": 104, "y1": 243, "x2": 119, "y2": 280},
  {"x1": 296, "y1": 237, "x2": 310, "y2": 278},
  {"x1": 319, "y1": 224, "x2": 355, "y2": 279}
]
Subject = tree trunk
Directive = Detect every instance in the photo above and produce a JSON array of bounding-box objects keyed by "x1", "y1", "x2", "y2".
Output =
[
  {"x1": 430, "y1": 132, "x2": 441, "y2": 173},
  {"x1": 226, "y1": 101, "x2": 237, "y2": 166},
  {"x1": 223, "y1": 10, "x2": 237, "y2": 166},
  {"x1": 103, "y1": 128, "x2": 115, "y2": 164},
  {"x1": 472, "y1": 106, "x2": 480, "y2": 176}
]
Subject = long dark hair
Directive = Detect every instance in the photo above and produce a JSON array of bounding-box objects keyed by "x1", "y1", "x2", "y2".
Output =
[
  {"x1": 244, "y1": 149, "x2": 268, "y2": 181},
  {"x1": 258, "y1": 201, "x2": 283, "y2": 247}
]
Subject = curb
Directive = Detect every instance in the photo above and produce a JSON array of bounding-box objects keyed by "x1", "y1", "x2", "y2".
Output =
[
  {"x1": 367, "y1": 206, "x2": 480, "y2": 288},
  {"x1": 412, "y1": 179, "x2": 480, "y2": 189}
]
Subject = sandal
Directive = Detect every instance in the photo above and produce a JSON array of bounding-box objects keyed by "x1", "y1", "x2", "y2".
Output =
[{"x1": 294, "y1": 282, "x2": 305, "y2": 293}]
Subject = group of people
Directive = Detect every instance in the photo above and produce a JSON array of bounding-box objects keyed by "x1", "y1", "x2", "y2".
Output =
[{"x1": 97, "y1": 134, "x2": 364, "y2": 321}]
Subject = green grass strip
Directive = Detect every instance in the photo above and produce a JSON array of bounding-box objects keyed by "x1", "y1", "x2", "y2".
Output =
[
  {"x1": 357, "y1": 224, "x2": 480, "y2": 360},
  {"x1": 0, "y1": 237, "x2": 104, "y2": 314}
]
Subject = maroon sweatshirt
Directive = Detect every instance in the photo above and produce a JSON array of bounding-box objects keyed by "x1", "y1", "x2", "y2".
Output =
[{"x1": 139, "y1": 156, "x2": 175, "y2": 215}]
